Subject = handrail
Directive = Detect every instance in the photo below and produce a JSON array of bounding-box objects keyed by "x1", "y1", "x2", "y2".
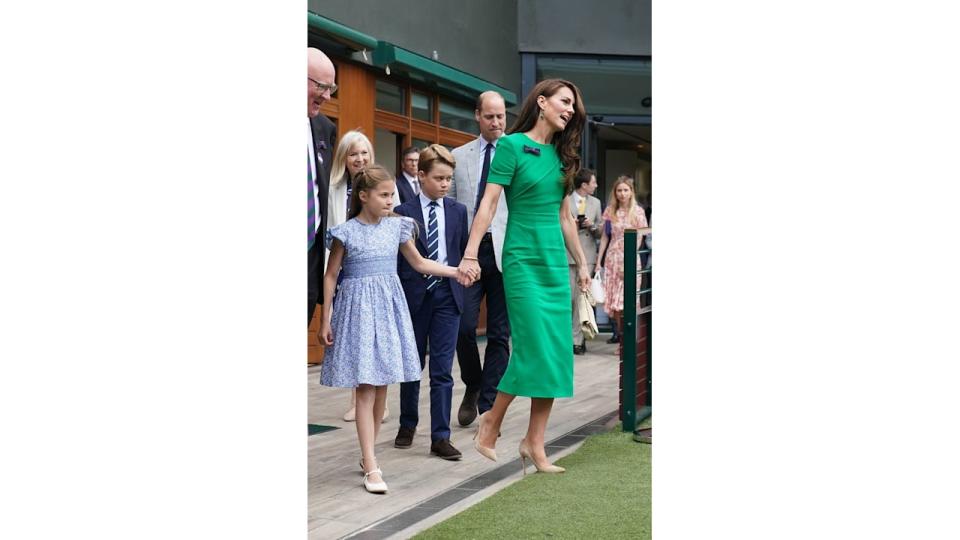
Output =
[
  {"x1": 622, "y1": 229, "x2": 638, "y2": 431},
  {"x1": 621, "y1": 227, "x2": 652, "y2": 432}
]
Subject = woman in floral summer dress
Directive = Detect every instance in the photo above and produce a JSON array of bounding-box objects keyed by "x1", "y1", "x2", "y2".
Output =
[{"x1": 594, "y1": 175, "x2": 649, "y2": 337}]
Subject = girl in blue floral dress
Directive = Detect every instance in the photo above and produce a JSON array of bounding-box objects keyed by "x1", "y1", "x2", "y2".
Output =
[{"x1": 319, "y1": 164, "x2": 468, "y2": 494}]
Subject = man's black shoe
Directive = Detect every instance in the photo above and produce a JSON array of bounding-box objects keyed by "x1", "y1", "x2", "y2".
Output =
[
  {"x1": 573, "y1": 344, "x2": 585, "y2": 355},
  {"x1": 430, "y1": 439, "x2": 463, "y2": 461},
  {"x1": 394, "y1": 426, "x2": 415, "y2": 449},
  {"x1": 457, "y1": 389, "x2": 479, "y2": 427},
  {"x1": 606, "y1": 335, "x2": 620, "y2": 344}
]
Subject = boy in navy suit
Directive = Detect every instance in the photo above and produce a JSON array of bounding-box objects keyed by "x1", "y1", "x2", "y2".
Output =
[{"x1": 394, "y1": 144, "x2": 469, "y2": 460}]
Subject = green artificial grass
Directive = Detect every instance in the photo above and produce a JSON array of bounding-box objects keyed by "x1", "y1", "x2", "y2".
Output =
[{"x1": 414, "y1": 424, "x2": 651, "y2": 540}]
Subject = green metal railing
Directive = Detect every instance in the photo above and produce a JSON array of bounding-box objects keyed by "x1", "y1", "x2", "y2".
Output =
[{"x1": 621, "y1": 228, "x2": 652, "y2": 433}]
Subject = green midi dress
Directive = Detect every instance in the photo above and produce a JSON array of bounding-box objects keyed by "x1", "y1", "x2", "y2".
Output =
[{"x1": 487, "y1": 132, "x2": 574, "y2": 398}]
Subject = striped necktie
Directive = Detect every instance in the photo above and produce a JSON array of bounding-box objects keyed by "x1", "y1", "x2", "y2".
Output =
[
  {"x1": 426, "y1": 201, "x2": 442, "y2": 291},
  {"x1": 308, "y1": 150, "x2": 316, "y2": 249}
]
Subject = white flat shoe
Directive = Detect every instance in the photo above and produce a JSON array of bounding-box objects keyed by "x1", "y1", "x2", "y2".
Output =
[
  {"x1": 381, "y1": 406, "x2": 390, "y2": 423},
  {"x1": 362, "y1": 468, "x2": 388, "y2": 494},
  {"x1": 342, "y1": 407, "x2": 356, "y2": 422}
]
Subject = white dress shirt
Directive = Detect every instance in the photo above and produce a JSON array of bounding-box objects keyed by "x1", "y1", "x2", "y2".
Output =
[
  {"x1": 308, "y1": 119, "x2": 321, "y2": 232},
  {"x1": 402, "y1": 171, "x2": 420, "y2": 196},
  {"x1": 477, "y1": 136, "x2": 498, "y2": 233},
  {"x1": 572, "y1": 192, "x2": 586, "y2": 215},
  {"x1": 419, "y1": 192, "x2": 447, "y2": 266}
]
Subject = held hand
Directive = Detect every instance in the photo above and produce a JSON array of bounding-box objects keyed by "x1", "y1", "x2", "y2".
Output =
[
  {"x1": 320, "y1": 322, "x2": 334, "y2": 346},
  {"x1": 582, "y1": 217, "x2": 593, "y2": 228},
  {"x1": 458, "y1": 258, "x2": 481, "y2": 284},
  {"x1": 457, "y1": 266, "x2": 480, "y2": 286},
  {"x1": 578, "y1": 266, "x2": 591, "y2": 292},
  {"x1": 455, "y1": 269, "x2": 473, "y2": 287}
]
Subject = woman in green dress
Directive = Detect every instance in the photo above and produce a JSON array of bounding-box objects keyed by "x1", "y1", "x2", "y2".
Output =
[{"x1": 459, "y1": 79, "x2": 590, "y2": 474}]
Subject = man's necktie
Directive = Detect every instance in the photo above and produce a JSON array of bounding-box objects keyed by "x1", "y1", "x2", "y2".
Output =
[
  {"x1": 577, "y1": 196, "x2": 586, "y2": 215},
  {"x1": 426, "y1": 201, "x2": 442, "y2": 291},
  {"x1": 413, "y1": 179, "x2": 421, "y2": 196},
  {"x1": 308, "y1": 150, "x2": 316, "y2": 249},
  {"x1": 345, "y1": 176, "x2": 352, "y2": 216},
  {"x1": 474, "y1": 142, "x2": 493, "y2": 214}
]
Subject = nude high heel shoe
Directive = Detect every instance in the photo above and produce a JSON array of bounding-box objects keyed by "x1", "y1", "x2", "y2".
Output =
[
  {"x1": 473, "y1": 413, "x2": 498, "y2": 462},
  {"x1": 518, "y1": 439, "x2": 565, "y2": 475}
]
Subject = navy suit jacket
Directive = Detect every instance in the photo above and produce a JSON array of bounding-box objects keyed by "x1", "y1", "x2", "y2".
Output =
[
  {"x1": 396, "y1": 196, "x2": 467, "y2": 315},
  {"x1": 309, "y1": 114, "x2": 335, "y2": 309},
  {"x1": 396, "y1": 174, "x2": 418, "y2": 206}
]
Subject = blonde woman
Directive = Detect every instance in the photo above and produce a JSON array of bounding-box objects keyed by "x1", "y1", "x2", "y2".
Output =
[
  {"x1": 327, "y1": 130, "x2": 374, "y2": 258},
  {"x1": 594, "y1": 175, "x2": 649, "y2": 338},
  {"x1": 326, "y1": 130, "x2": 390, "y2": 422}
]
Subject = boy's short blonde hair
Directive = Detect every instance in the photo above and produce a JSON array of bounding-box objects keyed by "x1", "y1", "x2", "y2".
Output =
[{"x1": 417, "y1": 144, "x2": 456, "y2": 174}]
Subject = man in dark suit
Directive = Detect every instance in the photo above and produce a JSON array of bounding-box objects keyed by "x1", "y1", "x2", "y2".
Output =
[
  {"x1": 308, "y1": 48, "x2": 336, "y2": 323},
  {"x1": 395, "y1": 146, "x2": 421, "y2": 205},
  {"x1": 448, "y1": 91, "x2": 510, "y2": 427},
  {"x1": 394, "y1": 145, "x2": 468, "y2": 460}
]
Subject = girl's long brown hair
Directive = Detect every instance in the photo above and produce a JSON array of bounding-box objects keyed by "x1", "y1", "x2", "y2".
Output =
[
  {"x1": 347, "y1": 165, "x2": 419, "y2": 238},
  {"x1": 506, "y1": 78, "x2": 586, "y2": 195},
  {"x1": 348, "y1": 164, "x2": 394, "y2": 219}
]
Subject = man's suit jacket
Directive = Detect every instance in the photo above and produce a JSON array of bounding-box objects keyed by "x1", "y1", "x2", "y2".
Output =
[
  {"x1": 395, "y1": 196, "x2": 468, "y2": 316},
  {"x1": 566, "y1": 193, "x2": 602, "y2": 266},
  {"x1": 449, "y1": 138, "x2": 509, "y2": 272},
  {"x1": 396, "y1": 173, "x2": 417, "y2": 206},
  {"x1": 309, "y1": 114, "x2": 335, "y2": 309}
]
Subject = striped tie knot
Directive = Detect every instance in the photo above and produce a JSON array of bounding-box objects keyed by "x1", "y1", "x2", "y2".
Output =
[{"x1": 426, "y1": 201, "x2": 442, "y2": 291}]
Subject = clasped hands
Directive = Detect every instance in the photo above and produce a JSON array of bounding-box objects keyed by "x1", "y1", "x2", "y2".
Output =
[{"x1": 456, "y1": 258, "x2": 481, "y2": 287}]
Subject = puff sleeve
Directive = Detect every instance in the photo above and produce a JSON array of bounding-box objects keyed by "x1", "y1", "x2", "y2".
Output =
[
  {"x1": 325, "y1": 222, "x2": 347, "y2": 250},
  {"x1": 398, "y1": 216, "x2": 417, "y2": 244}
]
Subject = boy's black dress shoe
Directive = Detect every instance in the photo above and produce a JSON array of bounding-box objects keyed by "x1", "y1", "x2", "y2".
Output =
[
  {"x1": 394, "y1": 426, "x2": 415, "y2": 448},
  {"x1": 430, "y1": 439, "x2": 462, "y2": 460}
]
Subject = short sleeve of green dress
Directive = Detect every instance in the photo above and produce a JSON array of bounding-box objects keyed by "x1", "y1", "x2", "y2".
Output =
[{"x1": 486, "y1": 133, "x2": 574, "y2": 398}]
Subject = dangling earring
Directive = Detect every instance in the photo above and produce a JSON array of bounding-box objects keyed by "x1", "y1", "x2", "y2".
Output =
[{"x1": 538, "y1": 109, "x2": 544, "y2": 120}]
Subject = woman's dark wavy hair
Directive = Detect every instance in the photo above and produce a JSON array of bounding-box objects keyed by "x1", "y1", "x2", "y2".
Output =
[{"x1": 506, "y1": 78, "x2": 586, "y2": 195}]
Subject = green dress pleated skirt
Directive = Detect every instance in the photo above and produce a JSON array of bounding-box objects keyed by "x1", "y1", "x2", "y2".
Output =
[{"x1": 487, "y1": 133, "x2": 573, "y2": 398}]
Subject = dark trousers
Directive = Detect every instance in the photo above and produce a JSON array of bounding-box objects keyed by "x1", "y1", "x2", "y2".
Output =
[
  {"x1": 399, "y1": 281, "x2": 461, "y2": 442},
  {"x1": 456, "y1": 237, "x2": 510, "y2": 414},
  {"x1": 308, "y1": 240, "x2": 322, "y2": 323}
]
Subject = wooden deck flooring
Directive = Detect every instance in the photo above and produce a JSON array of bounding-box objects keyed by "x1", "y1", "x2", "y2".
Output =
[{"x1": 308, "y1": 337, "x2": 623, "y2": 539}]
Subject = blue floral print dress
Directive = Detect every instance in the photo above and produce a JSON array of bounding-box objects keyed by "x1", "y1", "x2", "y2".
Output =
[{"x1": 320, "y1": 216, "x2": 422, "y2": 387}]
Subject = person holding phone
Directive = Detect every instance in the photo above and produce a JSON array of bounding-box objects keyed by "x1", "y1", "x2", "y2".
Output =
[{"x1": 566, "y1": 168, "x2": 602, "y2": 354}]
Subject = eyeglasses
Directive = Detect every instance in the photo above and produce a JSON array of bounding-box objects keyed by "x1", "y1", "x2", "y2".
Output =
[{"x1": 308, "y1": 77, "x2": 338, "y2": 95}]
